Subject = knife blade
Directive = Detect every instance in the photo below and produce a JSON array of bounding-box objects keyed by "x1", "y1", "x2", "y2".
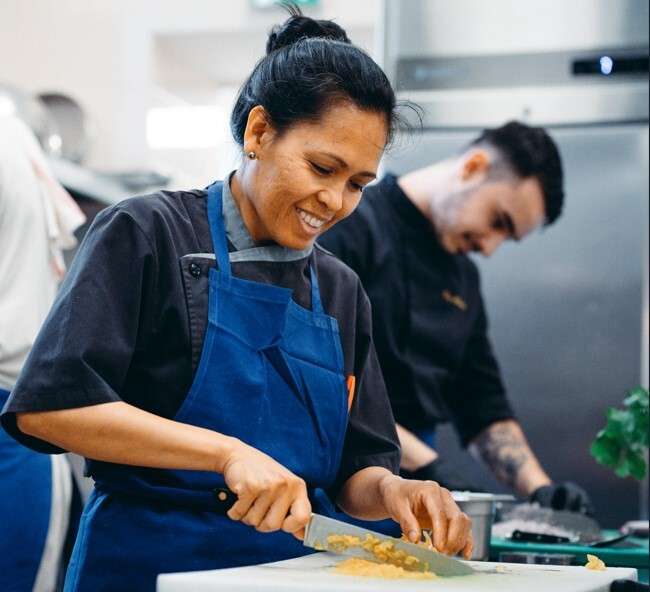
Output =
[{"x1": 303, "y1": 513, "x2": 474, "y2": 577}]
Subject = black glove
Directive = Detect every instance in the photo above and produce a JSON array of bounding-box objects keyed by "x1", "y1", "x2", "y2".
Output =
[
  {"x1": 530, "y1": 481, "x2": 594, "y2": 516},
  {"x1": 400, "y1": 458, "x2": 486, "y2": 492}
]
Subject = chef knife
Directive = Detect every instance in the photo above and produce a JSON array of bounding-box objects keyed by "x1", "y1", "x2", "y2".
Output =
[{"x1": 303, "y1": 513, "x2": 474, "y2": 577}]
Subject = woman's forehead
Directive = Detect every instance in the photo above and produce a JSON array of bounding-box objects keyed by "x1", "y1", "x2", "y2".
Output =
[{"x1": 290, "y1": 105, "x2": 387, "y2": 167}]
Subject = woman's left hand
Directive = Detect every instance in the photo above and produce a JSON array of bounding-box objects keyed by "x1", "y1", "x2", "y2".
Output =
[{"x1": 379, "y1": 475, "x2": 473, "y2": 559}]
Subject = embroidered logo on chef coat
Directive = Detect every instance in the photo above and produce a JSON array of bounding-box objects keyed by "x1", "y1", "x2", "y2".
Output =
[{"x1": 441, "y1": 289, "x2": 467, "y2": 311}]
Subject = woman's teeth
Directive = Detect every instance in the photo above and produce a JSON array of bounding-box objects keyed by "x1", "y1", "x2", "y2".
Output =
[{"x1": 297, "y1": 207, "x2": 325, "y2": 229}]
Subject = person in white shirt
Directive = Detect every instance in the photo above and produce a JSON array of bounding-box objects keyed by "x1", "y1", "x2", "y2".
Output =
[{"x1": 0, "y1": 114, "x2": 85, "y2": 592}]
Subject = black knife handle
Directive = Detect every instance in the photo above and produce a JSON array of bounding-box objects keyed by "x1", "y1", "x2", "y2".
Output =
[{"x1": 511, "y1": 529, "x2": 572, "y2": 544}]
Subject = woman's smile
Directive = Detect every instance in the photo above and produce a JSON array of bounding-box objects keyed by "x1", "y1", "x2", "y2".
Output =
[{"x1": 296, "y1": 206, "x2": 329, "y2": 235}]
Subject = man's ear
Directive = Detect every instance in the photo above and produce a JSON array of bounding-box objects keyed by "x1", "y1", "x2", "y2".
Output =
[
  {"x1": 243, "y1": 105, "x2": 275, "y2": 155},
  {"x1": 461, "y1": 149, "x2": 491, "y2": 181}
]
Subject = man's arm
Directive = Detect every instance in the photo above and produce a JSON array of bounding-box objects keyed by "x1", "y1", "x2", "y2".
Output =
[
  {"x1": 396, "y1": 424, "x2": 486, "y2": 492},
  {"x1": 396, "y1": 419, "x2": 550, "y2": 496},
  {"x1": 469, "y1": 419, "x2": 550, "y2": 498},
  {"x1": 395, "y1": 423, "x2": 437, "y2": 471}
]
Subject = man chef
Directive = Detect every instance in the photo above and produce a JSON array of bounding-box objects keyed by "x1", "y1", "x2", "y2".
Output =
[{"x1": 320, "y1": 121, "x2": 593, "y2": 514}]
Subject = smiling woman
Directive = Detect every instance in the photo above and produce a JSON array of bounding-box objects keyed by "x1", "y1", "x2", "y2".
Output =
[
  {"x1": 1, "y1": 4, "x2": 471, "y2": 592},
  {"x1": 231, "y1": 103, "x2": 386, "y2": 249},
  {"x1": 228, "y1": 8, "x2": 400, "y2": 250}
]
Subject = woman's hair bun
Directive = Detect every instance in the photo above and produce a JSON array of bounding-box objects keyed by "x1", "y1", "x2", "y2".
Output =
[
  {"x1": 266, "y1": 3, "x2": 350, "y2": 54},
  {"x1": 231, "y1": 1, "x2": 403, "y2": 150}
]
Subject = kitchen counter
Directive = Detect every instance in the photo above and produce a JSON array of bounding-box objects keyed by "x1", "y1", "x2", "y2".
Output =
[{"x1": 157, "y1": 552, "x2": 637, "y2": 591}]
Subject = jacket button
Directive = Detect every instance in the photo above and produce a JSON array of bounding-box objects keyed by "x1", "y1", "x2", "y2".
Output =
[{"x1": 189, "y1": 262, "x2": 202, "y2": 278}]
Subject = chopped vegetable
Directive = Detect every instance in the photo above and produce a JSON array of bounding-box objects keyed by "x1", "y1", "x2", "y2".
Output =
[
  {"x1": 585, "y1": 554, "x2": 606, "y2": 571},
  {"x1": 333, "y1": 558, "x2": 436, "y2": 580},
  {"x1": 326, "y1": 533, "x2": 429, "y2": 572}
]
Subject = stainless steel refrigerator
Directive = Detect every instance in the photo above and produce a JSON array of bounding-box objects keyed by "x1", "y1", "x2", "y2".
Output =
[{"x1": 380, "y1": 0, "x2": 649, "y2": 527}]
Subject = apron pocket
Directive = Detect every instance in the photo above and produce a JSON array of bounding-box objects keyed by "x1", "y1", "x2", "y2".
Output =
[{"x1": 273, "y1": 353, "x2": 348, "y2": 485}]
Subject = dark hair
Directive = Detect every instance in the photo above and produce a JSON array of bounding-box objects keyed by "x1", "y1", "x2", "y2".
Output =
[
  {"x1": 471, "y1": 121, "x2": 565, "y2": 225},
  {"x1": 230, "y1": 3, "x2": 400, "y2": 149}
]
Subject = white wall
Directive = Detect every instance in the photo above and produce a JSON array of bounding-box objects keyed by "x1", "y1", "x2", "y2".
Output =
[{"x1": 0, "y1": 0, "x2": 379, "y2": 176}]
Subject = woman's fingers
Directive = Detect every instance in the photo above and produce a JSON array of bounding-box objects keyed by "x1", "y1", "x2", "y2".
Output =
[
  {"x1": 393, "y1": 499, "x2": 421, "y2": 544},
  {"x1": 381, "y1": 478, "x2": 473, "y2": 557},
  {"x1": 445, "y1": 511, "x2": 471, "y2": 555},
  {"x1": 240, "y1": 489, "x2": 275, "y2": 527},
  {"x1": 257, "y1": 489, "x2": 294, "y2": 532},
  {"x1": 229, "y1": 482, "x2": 310, "y2": 535},
  {"x1": 462, "y1": 530, "x2": 474, "y2": 560},
  {"x1": 282, "y1": 494, "x2": 312, "y2": 539},
  {"x1": 222, "y1": 441, "x2": 311, "y2": 533},
  {"x1": 227, "y1": 492, "x2": 256, "y2": 521},
  {"x1": 422, "y1": 486, "x2": 449, "y2": 553},
  {"x1": 441, "y1": 489, "x2": 472, "y2": 555}
]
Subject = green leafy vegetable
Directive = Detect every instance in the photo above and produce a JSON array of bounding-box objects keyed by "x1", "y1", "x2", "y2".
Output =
[{"x1": 590, "y1": 387, "x2": 649, "y2": 480}]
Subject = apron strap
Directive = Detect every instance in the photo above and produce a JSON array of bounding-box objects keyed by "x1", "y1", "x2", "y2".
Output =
[
  {"x1": 309, "y1": 261, "x2": 325, "y2": 315},
  {"x1": 207, "y1": 182, "x2": 231, "y2": 277},
  {"x1": 208, "y1": 179, "x2": 326, "y2": 317}
]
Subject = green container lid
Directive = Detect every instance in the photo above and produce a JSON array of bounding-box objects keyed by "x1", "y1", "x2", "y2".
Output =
[{"x1": 490, "y1": 530, "x2": 649, "y2": 569}]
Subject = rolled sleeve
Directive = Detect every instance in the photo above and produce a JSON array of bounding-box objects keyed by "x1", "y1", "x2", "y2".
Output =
[
  {"x1": 1, "y1": 204, "x2": 156, "y2": 452},
  {"x1": 445, "y1": 295, "x2": 515, "y2": 447}
]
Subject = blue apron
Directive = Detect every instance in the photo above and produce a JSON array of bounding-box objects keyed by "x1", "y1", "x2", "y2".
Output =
[
  {"x1": 64, "y1": 182, "x2": 349, "y2": 591},
  {"x1": 0, "y1": 388, "x2": 52, "y2": 592}
]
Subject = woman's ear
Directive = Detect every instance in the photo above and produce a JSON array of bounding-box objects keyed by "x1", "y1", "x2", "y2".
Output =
[
  {"x1": 461, "y1": 149, "x2": 491, "y2": 181},
  {"x1": 243, "y1": 106, "x2": 274, "y2": 156}
]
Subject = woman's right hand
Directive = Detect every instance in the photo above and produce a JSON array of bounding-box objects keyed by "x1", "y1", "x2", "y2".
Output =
[{"x1": 222, "y1": 439, "x2": 311, "y2": 539}]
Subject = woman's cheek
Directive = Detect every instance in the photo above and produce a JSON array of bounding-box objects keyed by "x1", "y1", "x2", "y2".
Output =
[{"x1": 340, "y1": 193, "x2": 363, "y2": 219}]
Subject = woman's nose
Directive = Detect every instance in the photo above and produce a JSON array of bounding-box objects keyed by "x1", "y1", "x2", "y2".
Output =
[{"x1": 317, "y1": 188, "x2": 343, "y2": 213}]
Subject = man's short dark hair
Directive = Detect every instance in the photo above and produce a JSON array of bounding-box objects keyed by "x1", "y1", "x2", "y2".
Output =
[{"x1": 470, "y1": 121, "x2": 564, "y2": 225}]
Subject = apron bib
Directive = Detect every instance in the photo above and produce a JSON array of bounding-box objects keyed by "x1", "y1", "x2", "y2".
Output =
[{"x1": 64, "y1": 182, "x2": 349, "y2": 591}]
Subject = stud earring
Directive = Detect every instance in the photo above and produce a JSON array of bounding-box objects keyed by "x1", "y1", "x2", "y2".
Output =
[{"x1": 247, "y1": 151, "x2": 256, "y2": 160}]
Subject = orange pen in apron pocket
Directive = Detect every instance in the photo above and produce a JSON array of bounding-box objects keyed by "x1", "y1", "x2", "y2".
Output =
[{"x1": 346, "y1": 375, "x2": 356, "y2": 411}]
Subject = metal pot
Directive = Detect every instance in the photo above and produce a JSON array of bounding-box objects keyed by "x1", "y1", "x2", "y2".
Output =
[{"x1": 452, "y1": 492, "x2": 515, "y2": 561}]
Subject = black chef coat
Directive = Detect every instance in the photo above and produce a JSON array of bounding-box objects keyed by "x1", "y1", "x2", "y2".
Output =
[
  {"x1": 1, "y1": 180, "x2": 400, "y2": 496},
  {"x1": 319, "y1": 174, "x2": 515, "y2": 446}
]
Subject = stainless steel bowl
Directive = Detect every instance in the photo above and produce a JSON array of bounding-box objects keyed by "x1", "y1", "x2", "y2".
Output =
[{"x1": 452, "y1": 492, "x2": 515, "y2": 561}]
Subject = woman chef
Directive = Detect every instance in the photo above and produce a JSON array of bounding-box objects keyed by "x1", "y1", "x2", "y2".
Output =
[{"x1": 1, "y1": 8, "x2": 472, "y2": 591}]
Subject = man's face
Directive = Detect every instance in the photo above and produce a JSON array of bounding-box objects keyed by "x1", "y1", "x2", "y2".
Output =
[{"x1": 435, "y1": 165, "x2": 546, "y2": 256}]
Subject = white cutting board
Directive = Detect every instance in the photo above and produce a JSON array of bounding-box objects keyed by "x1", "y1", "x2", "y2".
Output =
[{"x1": 157, "y1": 552, "x2": 637, "y2": 592}]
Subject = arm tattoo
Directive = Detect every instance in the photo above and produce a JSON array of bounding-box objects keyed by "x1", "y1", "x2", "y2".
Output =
[{"x1": 474, "y1": 423, "x2": 531, "y2": 489}]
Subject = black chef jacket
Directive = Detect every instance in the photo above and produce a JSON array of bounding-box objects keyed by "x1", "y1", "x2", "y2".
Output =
[
  {"x1": 319, "y1": 174, "x2": 515, "y2": 446},
  {"x1": 1, "y1": 182, "x2": 400, "y2": 497}
]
